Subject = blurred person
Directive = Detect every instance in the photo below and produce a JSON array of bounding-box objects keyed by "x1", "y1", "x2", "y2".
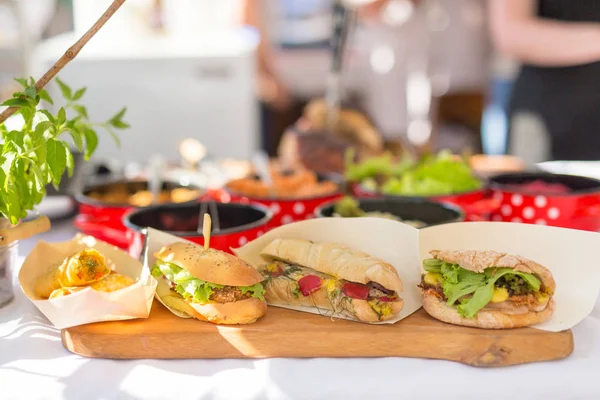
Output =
[
  {"x1": 490, "y1": 0, "x2": 600, "y2": 163},
  {"x1": 238, "y1": 0, "x2": 489, "y2": 156}
]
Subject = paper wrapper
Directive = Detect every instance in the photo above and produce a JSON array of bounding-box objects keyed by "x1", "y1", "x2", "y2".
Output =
[
  {"x1": 19, "y1": 234, "x2": 157, "y2": 329},
  {"x1": 234, "y1": 218, "x2": 423, "y2": 324},
  {"x1": 234, "y1": 218, "x2": 600, "y2": 331},
  {"x1": 419, "y1": 222, "x2": 600, "y2": 332}
]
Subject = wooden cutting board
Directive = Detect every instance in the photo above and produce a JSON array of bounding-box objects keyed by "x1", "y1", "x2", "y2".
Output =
[{"x1": 62, "y1": 301, "x2": 573, "y2": 367}]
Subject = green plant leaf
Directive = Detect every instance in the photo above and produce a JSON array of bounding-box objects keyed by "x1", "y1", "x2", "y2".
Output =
[
  {"x1": 73, "y1": 105, "x2": 88, "y2": 119},
  {"x1": 1, "y1": 98, "x2": 28, "y2": 107},
  {"x1": 39, "y1": 110, "x2": 56, "y2": 124},
  {"x1": 46, "y1": 139, "x2": 67, "y2": 185},
  {"x1": 21, "y1": 106, "x2": 35, "y2": 126},
  {"x1": 4, "y1": 183, "x2": 22, "y2": 224},
  {"x1": 5, "y1": 130, "x2": 24, "y2": 150},
  {"x1": 35, "y1": 143, "x2": 47, "y2": 166},
  {"x1": 37, "y1": 89, "x2": 54, "y2": 105},
  {"x1": 72, "y1": 87, "x2": 87, "y2": 101},
  {"x1": 24, "y1": 86, "x2": 37, "y2": 99},
  {"x1": 105, "y1": 126, "x2": 121, "y2": 147},
  {"x1": 29, "y1": 163, "x2": 44, "y2": 191},
  {"x1": 1, "y1": 152, "x2": 16, "y2": 187},
  {"x1": 109, "y1": 107, "x2": 129, "y2": 129},
  {"x1": 14, "y1": 77, "x2": 28, "y2": 87},
  {"x1": 57, "y1": 107, "x2": 67, "y2": 126},
  {"x1": 55, "y1": 77, "x2": 72, "y2": 100},
  {"x1": 28, "y1": 77, "x2": 35, "y2": 86},
  {"x1": 34, "y1": 121, "x2": 54, "y2": 137},
  {"x1": 68, "y1": 130, "x2": 83, "y2": 152},
  {"x1": 110, "y1": 119, "x2": 130, "y2": 129},
  {"x1": 65, "y1": 143, "x2": 75, "y2": 178},
  {"x1": 83, "y1": 128, "x2": 98, "y2": 159}
]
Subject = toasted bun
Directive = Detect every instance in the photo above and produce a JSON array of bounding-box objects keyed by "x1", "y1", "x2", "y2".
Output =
[
  {"x1": 264, "y1": 275, "x2": 402, "y2": 323},
  {"x1": 261, "y1": 239, "x2": 402, "y2": 294},
  {"x1": 188, "y1": 298, "x2": 267, "y2": 325},
  {"x1": 155, "y1": 242, "x2": 263, "y2": 287},
  {"x1": 430, "y1": 250, "x2": 556, "y2": 294},
  {"x1": 421, "y1": 291, "x2": 555, "y2": 329},
  {"x1": 155, "y1": 278, "x2": 266, "y2": 324}
]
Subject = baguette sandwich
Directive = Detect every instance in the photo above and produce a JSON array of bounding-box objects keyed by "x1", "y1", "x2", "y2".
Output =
[
  {"x1": 151, "y1": 242, "x2": 267, "y2": 325},
  {"x1": 257, "y1": 238, "x2": 403, "y2": 323},
  {"x1": 419, "y1": 250, "x2": 555, "y2": 329}
]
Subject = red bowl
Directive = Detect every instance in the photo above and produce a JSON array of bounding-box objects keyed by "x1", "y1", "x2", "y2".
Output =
[
  {"x1": 75, "y1": 179, "x2": 203, "y2": 249},
  {"x1": 488, "y1": 172, "x2": 600, "y2": 231},
  {"x1": 217, "y1": 177, "x2": 344, "y2": 228},
  {"x1": 350, "y1": 183, "x2": 498, "y2": 222},
  {"x1": 123, "y1": 201, "x2": 273, "y2": 258}
]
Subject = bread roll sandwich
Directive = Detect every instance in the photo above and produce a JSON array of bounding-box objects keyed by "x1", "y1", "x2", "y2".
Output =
[
  {"x1": 419, "y1": 250, "x2": 556, "y2": 329},
  {"x1": 151, "y1": 242, "x2": 267, "y2": 325},
  {"x1": 257, "y1": 238, "x2": 403, "y2": 323},
  {"x1": 35, "y1": 248, "x2": 111, "y2": 299}
]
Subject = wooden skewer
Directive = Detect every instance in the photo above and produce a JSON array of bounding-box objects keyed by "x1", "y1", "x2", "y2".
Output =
[
  {"x1": 203, "y1": 213, "x2": 211, "y2": 251},
  {"x1": 0, "y1": 0, "x2": 127, "y2": 124}
]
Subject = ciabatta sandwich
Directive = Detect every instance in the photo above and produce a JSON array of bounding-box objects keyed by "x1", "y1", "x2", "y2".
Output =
[
  {"x1": 152, "y1": 242, "x2": 267, "y2": 325},
  {"x1": 257, "y1": 238, "x2": 403, "y2": 323},
  {"x1": 419, "y1": 250, "x2": 555, "y2": 329}
]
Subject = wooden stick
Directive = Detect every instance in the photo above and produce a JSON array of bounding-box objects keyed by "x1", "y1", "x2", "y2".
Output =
[
  {"x1": 0, "y1": 216, "x2": 50, "y2": 245},
  {"x1": 0, "y1": 0, "x2": 127, "y2": 125},
  {"x1": 203, "y1": 214, "x2": 212, "y2": 250}
]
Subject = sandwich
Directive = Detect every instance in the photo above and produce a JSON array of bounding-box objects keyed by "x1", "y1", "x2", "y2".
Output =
[
  {"x1": 151, "y1": 242, "x2": 267, "y2": 325},
  {"x1": 419, "y1": 250, "x2": 556, "y2": 329},
  {"x1": 257, "y1": 238, "x2": 403, "y2": 323}
]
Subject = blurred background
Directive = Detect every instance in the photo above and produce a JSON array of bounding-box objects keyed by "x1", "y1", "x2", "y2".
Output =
[{"x1": 0, "y1": 0, "x2": 513, "y2": 166}]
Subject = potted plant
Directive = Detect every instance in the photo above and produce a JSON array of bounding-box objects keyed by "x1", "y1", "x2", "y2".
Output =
[{"x1": 0, "y1": 0, "x2": 129, "y2": 308}]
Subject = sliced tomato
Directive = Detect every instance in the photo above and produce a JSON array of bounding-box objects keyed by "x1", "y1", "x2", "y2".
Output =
[
  {"x1": 342, "y1": 282, "x2": 369, "y2": 300},
  {"x1": 271, "y1": 266, "x2": 284, "y2": 278},
  {"x1": 298, "y1": 275, "x2": 323, "y2": 296},
  {"x1": 377, "y1": 296, "x2": 396, "y2": 302}
]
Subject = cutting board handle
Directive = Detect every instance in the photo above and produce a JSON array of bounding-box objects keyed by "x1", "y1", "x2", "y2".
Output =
[{"x1": 0, "y1": 216, "x2": 51, "y2": 245}]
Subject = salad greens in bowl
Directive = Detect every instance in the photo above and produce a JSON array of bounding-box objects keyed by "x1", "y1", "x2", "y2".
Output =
[{"x1": 345, "y1": 150, "x2": 483, "y2": 197}]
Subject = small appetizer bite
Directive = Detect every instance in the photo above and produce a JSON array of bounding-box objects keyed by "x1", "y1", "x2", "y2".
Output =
[{"x1": 35, "y1": 248, "x2": 111, "y2": 299}]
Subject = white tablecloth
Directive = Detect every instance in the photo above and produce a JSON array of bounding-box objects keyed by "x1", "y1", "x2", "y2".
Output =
[{"x1": 1, "y1": 220, "x2": 599, "y2": 400}]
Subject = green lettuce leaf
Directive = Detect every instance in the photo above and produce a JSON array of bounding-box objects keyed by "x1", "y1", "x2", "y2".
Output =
[
  {"x1": 152, "y1": 260, "x2": 265, "y2": 303},
  {"x1": 421, "y1": 259, "x2": 542, "y2": 318}
]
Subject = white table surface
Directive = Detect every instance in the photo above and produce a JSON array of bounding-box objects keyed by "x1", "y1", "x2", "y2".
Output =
[{"x1": 1, "y1": 219, "x2": 599, "y2": 400}]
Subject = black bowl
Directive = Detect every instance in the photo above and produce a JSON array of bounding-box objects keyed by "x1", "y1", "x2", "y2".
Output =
[
  {"x1": 315, "y1": 197, "x2": 464, "y2": 228},
  {"x1": 123, "y1": 202, "x2": 272, "y2": 236}
]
